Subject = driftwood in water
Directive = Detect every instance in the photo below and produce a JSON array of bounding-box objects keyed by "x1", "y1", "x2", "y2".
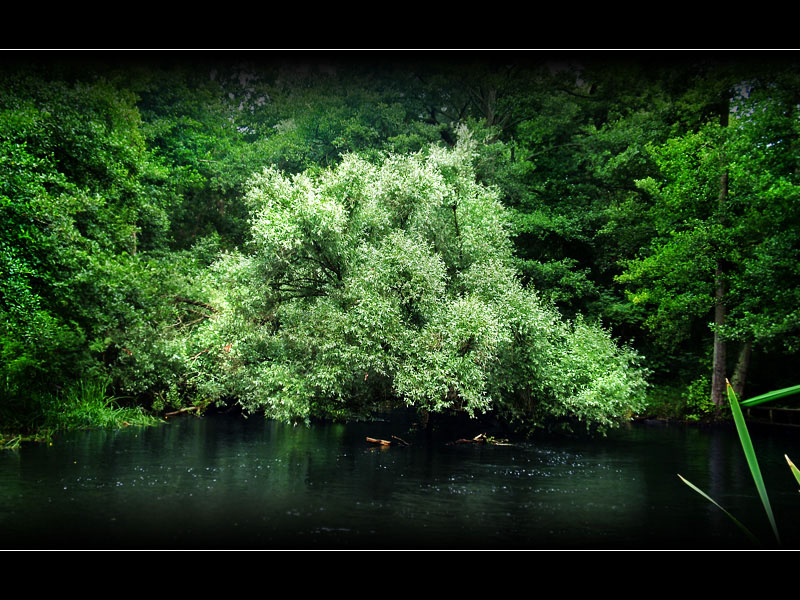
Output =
[
  {"x1": 450, "y1": 433, "x2": 513, "y2": 446},
  {"x1": 164, "y1": 406, "x2": 201, "y2": 418},
  {"x1": 365, "y1": 435, "x2": 411, "y2": 447},
  {"x1": 366, "y1": 437, "x2": 392, "y2": 446},
  {"x1": 453, "y1": 433, "x2": 488, "y2": 445}
]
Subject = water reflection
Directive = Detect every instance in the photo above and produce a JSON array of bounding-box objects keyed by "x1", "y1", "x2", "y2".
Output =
[{"x1": 2, "y1": 414, "x2": 799, "y2": 549}]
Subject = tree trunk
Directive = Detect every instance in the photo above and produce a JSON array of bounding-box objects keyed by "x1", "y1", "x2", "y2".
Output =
[
  {"x1": 711, "y1": 265, "x2": 728, "y2": 408},
  {"x1": 711, "y1": 169, "x2": 730, "y2": 409},
  {"x1": 731, "y1": 341, "x2": 752, "y2": 400},
  {"x1": 711, "y1": 90, "x2": 732, "y2": 411}
]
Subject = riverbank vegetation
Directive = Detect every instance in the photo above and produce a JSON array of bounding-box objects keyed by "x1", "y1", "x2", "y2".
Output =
[{"x1": 2, "y1": 51, "x2": 798, "y2": 442}]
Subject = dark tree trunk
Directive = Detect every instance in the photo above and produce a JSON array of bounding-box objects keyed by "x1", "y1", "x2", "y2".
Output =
[
  {"x1": 731, "y1": 341, "x2": 752, "y2": 400},
  {"x1": 711, "y1": 169, "x2": 730, "y2": 409},
  {"x1": 711, "y1": 89, "x2": 732, "y2": 410},
  {"x1": 711, "y1": 264, "x2": 728, "y2": 408}
]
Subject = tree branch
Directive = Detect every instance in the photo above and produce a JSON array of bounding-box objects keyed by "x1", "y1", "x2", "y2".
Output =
[{"x1": 173, "y1": 296, "x2": 217, "y2": 313}]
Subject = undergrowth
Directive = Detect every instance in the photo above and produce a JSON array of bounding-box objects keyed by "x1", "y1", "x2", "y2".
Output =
[{"x1": 2, "y1": 376, "x2": 162, "y2": 449}]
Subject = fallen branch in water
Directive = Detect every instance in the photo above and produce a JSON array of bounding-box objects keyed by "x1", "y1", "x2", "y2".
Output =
[
  {"x1": 366, "y1": 436, "x2": 392, "y2": 446},
  {"x1": 450, "y1": 433, "x2": 513, "y2": 446},
  {"x1": 453, "y1": 433, "x2": 488, "y2": 444},
  {"x1": 365, "y1": 434, "x2": 412, "y2": 447},
  {"x1": 165, "y1": 406, "x2": 202, "y2": 418}
]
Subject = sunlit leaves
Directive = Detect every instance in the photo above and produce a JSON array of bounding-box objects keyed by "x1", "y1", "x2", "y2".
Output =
[
  {"x1": 201, "y1": 135, "x2": 648, "y2": 431},
  {"x1": 617, "y1": 84, "x2": 800, "y2": 356}
]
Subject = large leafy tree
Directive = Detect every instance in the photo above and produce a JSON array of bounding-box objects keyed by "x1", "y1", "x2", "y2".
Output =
[
  {"x1": 617, "y1": 67, "x2": 800, "y2": 404},
  {"x1": 0, "y1": 63, "x2": 218, "y2": 428},
  {"x1": 191, "y1": 131, "x2": 647, "y2": 432}
]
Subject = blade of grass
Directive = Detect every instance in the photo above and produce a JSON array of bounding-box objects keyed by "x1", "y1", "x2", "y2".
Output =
[
  {"x1": 787, "y1": 455, "x2": 800, "y2": 490},
  {"x1": 727, "y1": 379, "x2": 780, "y2": 545},
  {"x1": 739, "y1": 384, "x2": 800, "y2": 407},
  {"x1": 677, "y1": 474, "x2": 761, "y2": 546}
]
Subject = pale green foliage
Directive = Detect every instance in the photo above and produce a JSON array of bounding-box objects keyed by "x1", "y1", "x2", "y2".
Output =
[
  {"x1": 394, "y1": 292, "x2": 509, "y2": 416},
  {"x1": 197, "y1": 131, "x2": 647, "y2": 432}
]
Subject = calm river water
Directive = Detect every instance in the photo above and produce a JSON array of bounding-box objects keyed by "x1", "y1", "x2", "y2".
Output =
[{"x1": 3, "y1": 412, "x2": 800, "y2": 549}]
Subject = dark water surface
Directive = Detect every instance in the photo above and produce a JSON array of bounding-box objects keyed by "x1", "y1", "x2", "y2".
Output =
[{"x1": 3, "y1": 412, "x2": 800, "y2": 549}]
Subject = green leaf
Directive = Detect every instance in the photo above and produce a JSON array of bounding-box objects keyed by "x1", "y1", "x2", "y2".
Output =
[
  {"x1": 787, "y1": 455, "x2": 800, "y2": 490},
  {"x1": 739, "y1": 384, "x2": 800, "y2": 407},
  {"x1": 727, "y1": 380, "x2": 780, "y2": 545},
  {"x1": 677, "y1": 474, "x2": 761, "y2": 546}
]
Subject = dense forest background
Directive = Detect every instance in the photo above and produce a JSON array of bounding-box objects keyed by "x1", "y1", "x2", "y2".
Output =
[{"x1": 2, "y1": 51, "x2": 798, "y2": 439}]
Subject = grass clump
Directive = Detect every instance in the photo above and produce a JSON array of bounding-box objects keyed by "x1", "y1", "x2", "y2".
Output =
[
  {"x1": 40, "y1": 377, "x2": 162, "y2": 431},
  {"x1": 2, "y1": 376, "x2": 162, "y2": 449}
]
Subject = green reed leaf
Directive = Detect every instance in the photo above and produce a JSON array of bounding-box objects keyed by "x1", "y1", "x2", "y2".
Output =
[
  {"x1": 678, "y1": 474, "x2": 761, "y2": 546},
  {"x1": 727, "y1": 380, "x2": 780, "y2": 545},
  {"x1": 787, "y1": 455, "x2": 800, "y2": 490},
  {"x1": 740, "y1": 384, "x2": 800, "y2": 407}
]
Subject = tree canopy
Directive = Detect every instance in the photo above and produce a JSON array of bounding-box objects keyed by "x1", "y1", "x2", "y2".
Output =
[
  {"x1": 184, "y1": 131, "x2": 647, "y2": 432},
  {"x1": 2, "y1": 52, "x2": 798, "y2": 437}
]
